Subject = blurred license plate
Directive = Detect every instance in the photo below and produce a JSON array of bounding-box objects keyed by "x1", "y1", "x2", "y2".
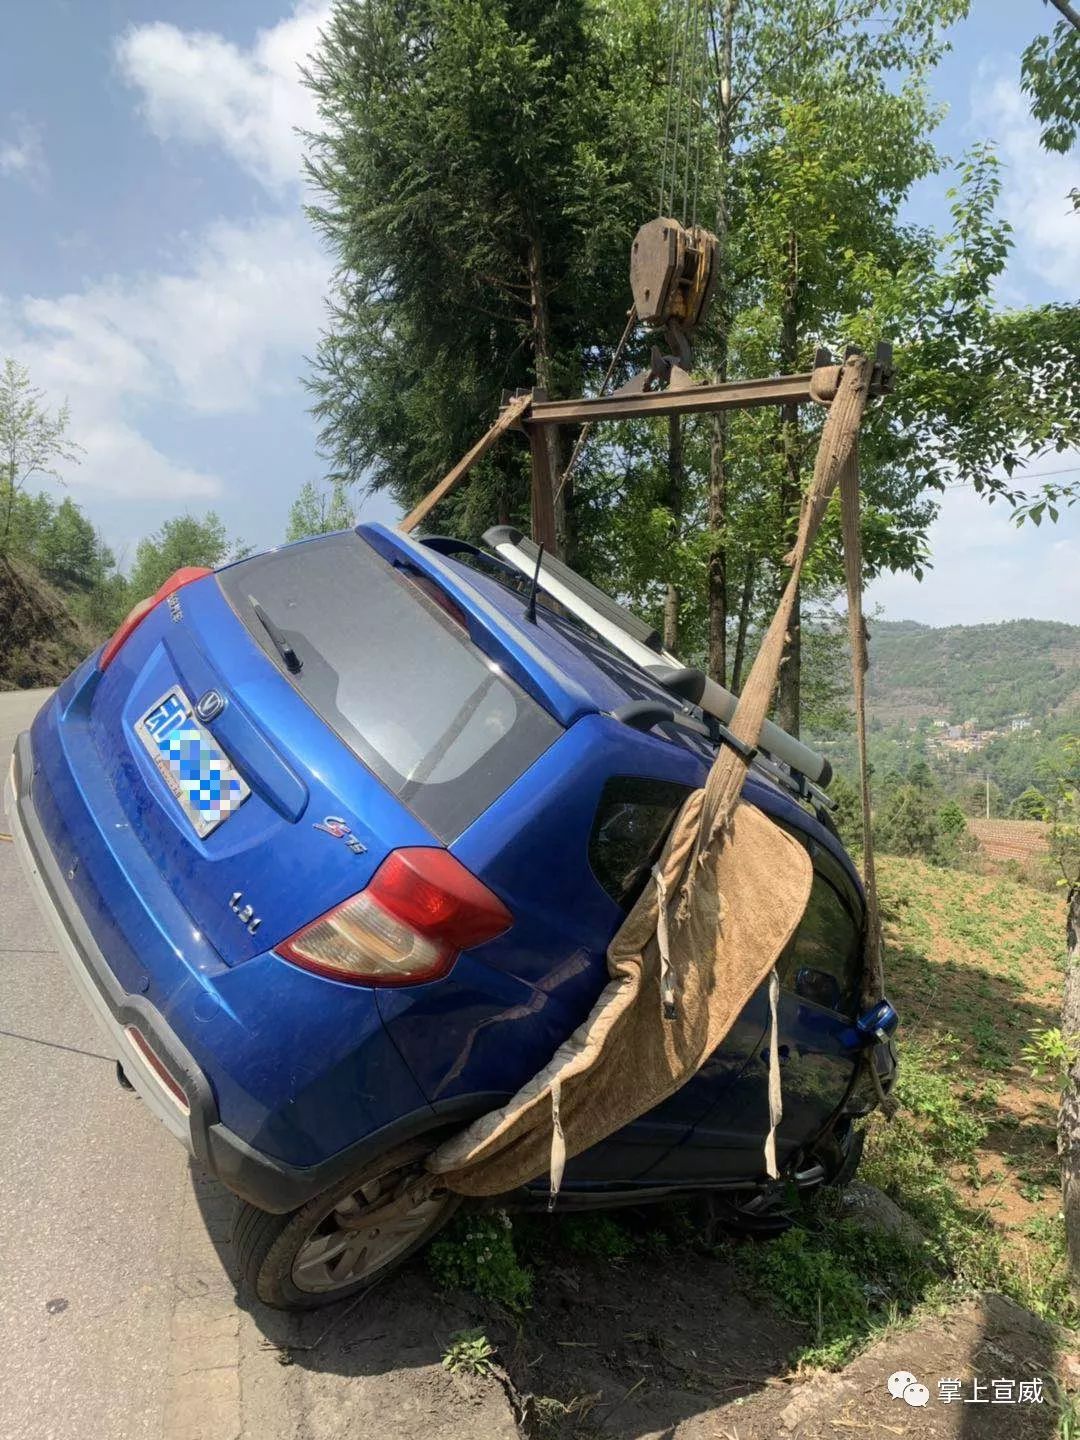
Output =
[{"x1": 137, "y1": 688, "x2": 249, "y2": 838}]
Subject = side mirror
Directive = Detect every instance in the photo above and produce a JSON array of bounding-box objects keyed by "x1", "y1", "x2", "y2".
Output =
[{"x1": 795, "y1": 966, "x2": 842, "y2": 1011}]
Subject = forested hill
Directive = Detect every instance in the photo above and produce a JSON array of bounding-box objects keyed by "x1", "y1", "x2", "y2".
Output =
[{"x1": 868, "y1": 618, "x2": 1080, "y2": 726}]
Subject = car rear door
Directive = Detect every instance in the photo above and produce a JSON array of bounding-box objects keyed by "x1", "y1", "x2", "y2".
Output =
[
  {"x1": 84, "y1": 530, "x2": 562, "y2": 979},
  {"x1": 644, "y1": 831, "x2": 864, "y2": 1180}
]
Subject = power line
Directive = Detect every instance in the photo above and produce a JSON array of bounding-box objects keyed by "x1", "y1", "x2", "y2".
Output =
[{"x1": 943, "y1": 463, "x2": 1080, "y2": 490}]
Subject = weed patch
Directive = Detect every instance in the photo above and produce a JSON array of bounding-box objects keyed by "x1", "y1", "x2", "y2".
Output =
[
  {"x1": 441, "y1": 1328, "x2": 496, "y2": 1376},
  {"x1": 739, "y1": 1208, "x2": 936, "y2": 1369},
  {"x1": 428, "y1": 1212, "x2": 533, "y2": 1311},
  {"x1": 557, "y1": 1213, "x2": 637, "y2": 1261}
]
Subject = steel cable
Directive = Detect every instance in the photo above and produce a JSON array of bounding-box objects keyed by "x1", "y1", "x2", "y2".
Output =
[{"x1": 553, "y1": 307, "x2": 639, "y2": 503}]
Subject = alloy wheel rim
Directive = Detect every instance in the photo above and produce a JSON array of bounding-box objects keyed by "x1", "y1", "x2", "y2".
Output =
[{"x1": 291, "y1": 1169, "x2": 448, "y2": 1294}]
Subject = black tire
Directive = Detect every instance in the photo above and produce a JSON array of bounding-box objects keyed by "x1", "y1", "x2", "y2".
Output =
[
  {"x1": 828, "y1": 1124, "x2": 865, "y2": 1190},
  {"x1": 233, "y1": 1140, "x2": 461, "y2": 1310}
]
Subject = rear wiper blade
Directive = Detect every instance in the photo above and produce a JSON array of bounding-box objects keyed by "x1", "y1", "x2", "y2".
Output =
[{"x1": 249, "y1": 598, "x2": 302, "y2": 674}]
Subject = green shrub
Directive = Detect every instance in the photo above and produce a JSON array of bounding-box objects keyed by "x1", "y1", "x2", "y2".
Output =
[
  {"x1": 893, "y1": 1043, "x2": 988, "y2": 1160},
  {"x1": 875, "y1": 784, "x2": 940, "y2": 860},
  {"x1": 740, "y1": 1213, "x2": 934, "y2": 1370},
  {"x1": 427, "y1": 1211, "x2": 533, "y2": 1311},
  {"x1": 441, "y1": 1328, "x2": 496, "y2": 1376}
]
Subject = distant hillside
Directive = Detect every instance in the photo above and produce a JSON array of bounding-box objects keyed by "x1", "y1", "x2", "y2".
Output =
[
  {"x1": 0, "y1": 556, "x2": 99, "y2": 689},
  {"x1": 868, "y1": 618, "x2": 1080, "y2": 727}
]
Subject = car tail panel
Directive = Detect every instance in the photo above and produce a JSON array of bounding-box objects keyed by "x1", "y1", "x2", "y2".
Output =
[{"x1": 80, "y1": 571, "x2": 435, "y2": 967}]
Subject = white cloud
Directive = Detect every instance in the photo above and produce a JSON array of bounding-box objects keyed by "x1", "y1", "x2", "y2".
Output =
[
  {"x1": 867, "y1": 476, "x2": 1080, "y2": 626},
  {"x1": 0, "y1": 116, "x2": 46, "y2": 185},
  {"x1": 0, "y1": 214, "x2": 329, "y2": 501},
  {"x1": 115, "y1": 2, "x2": 331, "y2": 192},
  {"x1": 971, "y1": 72, "x2": 1080, "y2": 301}
]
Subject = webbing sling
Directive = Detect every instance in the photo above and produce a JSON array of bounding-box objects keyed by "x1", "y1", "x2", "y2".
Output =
[{"x1": 426, "y1": 352, "x2": 887, "y2": 1199}]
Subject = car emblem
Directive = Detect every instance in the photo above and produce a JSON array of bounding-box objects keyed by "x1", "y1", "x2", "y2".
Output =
[
  {"x1": 313, "y1": 815, "x2": 367, "y2": 855},
  {"x1": 195, "y1": 689, "x2": 226, "y2": 723},
  {"x1": 228, "y1": 891, "x2": 262, "y2": 935}
]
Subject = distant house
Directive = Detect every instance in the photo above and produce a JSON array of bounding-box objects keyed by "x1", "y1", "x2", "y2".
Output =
[{"x1": 1009, "y1": 714, "x2": 1033, "y2": 732}]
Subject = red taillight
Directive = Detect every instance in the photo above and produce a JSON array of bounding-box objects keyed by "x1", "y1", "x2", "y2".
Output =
[
  {"x1": 276, "y1": 847, "x2": 512, "y2": 986},
  {"x1": 99, "y1": 566, "x2": 212, "y2": 671}
]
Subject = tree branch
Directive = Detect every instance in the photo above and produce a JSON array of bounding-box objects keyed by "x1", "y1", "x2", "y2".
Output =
[{"x1": 1047, "y1": 0, "x2": 1080, "y2": 36}]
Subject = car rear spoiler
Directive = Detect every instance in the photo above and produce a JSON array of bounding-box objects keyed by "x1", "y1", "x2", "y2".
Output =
[{"x1": 482, "y1": 526, "x2": 833, "y2": 794}]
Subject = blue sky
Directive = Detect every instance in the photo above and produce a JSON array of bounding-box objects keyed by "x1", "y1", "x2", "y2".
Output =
[{"x1": 0, "y1": 0, "x2": 1076, "y2": 625}]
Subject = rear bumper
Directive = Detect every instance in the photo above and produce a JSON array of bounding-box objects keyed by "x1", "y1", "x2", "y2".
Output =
[
  {"x1": 8, "y1": 734, "x2": 209, "y2": 1150},
  {"x1": 7, "y1": 730, "x2": 482, "y2": 1214}
]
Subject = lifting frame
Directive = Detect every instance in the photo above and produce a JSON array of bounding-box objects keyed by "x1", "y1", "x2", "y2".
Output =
[{"x1": 399, "y1": 345, "x2": 894, "y2": 552}]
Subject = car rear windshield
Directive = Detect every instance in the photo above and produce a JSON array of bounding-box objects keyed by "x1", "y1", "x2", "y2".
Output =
[{"x1": 218, "y1": 531, "x2": 562, "y2": 840}]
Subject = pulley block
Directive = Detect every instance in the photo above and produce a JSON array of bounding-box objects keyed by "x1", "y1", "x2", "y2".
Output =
[{"x1": 630, "y1": 216, "x2": 718, "y2": 336}]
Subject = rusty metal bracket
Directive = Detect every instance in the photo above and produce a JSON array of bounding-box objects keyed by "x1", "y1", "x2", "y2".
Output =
[{"x1": 396, "y1": 341, "x2": 892, "y2": 552}]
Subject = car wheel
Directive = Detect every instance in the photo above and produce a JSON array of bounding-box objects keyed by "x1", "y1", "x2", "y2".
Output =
[
  {"x1": 707, "y1": 1128, "x2": 866, "y2": 1239},
  {"x1": 706, "y1": 1187, "x2": 801, "y2": 1237},
  {"x1": 233, "y1": 1140, "x2": 461, "y2": 1310}
]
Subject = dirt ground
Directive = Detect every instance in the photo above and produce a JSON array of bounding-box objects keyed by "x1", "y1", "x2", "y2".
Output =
[
  {"x1": 203, "y1": 856, "x2": 1073, "y2": 1440},
  {"x1": 877, "y1": 858, "x2": 1064, "y2": 1243},
  {"x1": 210, "y1": 1185, "x2": 1066, "y2": 1440}
]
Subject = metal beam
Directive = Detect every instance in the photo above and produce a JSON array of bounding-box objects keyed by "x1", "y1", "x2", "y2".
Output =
[
  {"x1": 523, "y1": 367, "x2": 841, "y2": 427},
  {"x1": 400, "y1": 390, "x2": 532, "y2": 533}
]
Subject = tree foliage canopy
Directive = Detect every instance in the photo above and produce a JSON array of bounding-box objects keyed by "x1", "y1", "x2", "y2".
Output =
[
  {"x1": 305, "y1": 0, "x2": 665, "y2": 537},
  {"x1": 304, "y1": 0, "x2": 1080, "y2": 727},
  {"x1": 0, "y1": 357, "x2": 82, "y2": 552},
  {"x1": 1021, "y1": 8, "x2": 1080, "y2": 157},
  {"x1": 128, "y1": 513, "x2": 240, "y2": 599},
  {"x1": 286, "y1": 479, "x2": 356, "y2": 541}
]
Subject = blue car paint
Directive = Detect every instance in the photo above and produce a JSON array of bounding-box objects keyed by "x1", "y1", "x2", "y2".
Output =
[
  {"x1": 25, "y1": 523, "x2": 869, "y2": 1192},
  {"x1": 29, "y1": 665, "x2": 431, "y2": 1165}
]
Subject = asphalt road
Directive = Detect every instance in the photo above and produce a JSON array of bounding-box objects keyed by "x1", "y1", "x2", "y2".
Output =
[
  {"x1": 0, "y1": 689, "x2": 237, "y2": 1440},
  {"x1": 0, "y1": 687, "x2": 519, "y2": 1440}
]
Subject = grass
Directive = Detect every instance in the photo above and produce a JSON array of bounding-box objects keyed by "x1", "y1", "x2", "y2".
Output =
[
  {"x1": 427, "y1": 854, "x2": 1074, "y2": 1375},
  {"x1": 867, "y1": 854, "x2": 1072, "y2": 1327},
  {"x1": 731, "y1": 857, "x2": 1072, "y2": 1367},
  {"x1": 428, "y1": 1211, "x2": 533, "y2": 1312},
  {"x1": 442, "y1": 1328, "x2": 497, "y2": 1376}
]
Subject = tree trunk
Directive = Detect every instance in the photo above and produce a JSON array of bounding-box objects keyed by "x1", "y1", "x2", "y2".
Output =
[
  {"x1": 707, "y1": 411, "x2": 727, "y2": 684},
  {"x1": 706, "y1": 0, "x2": 736, "y2": 686},
  {"x1": 1048, "y1": 0, "x2": 1080, "y2": 36},
  {"x1": 1, "y1": 454, "x2": 16, "y2": 550},
  {"x1": 1062, "y1": 882, "x2": 1080, "y2": 1291},
  {"x1": 775, "y1": 228, "x2": 801, "y2": 737},
  {"x1": 527, "y1": 235, "x2": 565, "y2": 558},
  {"x1": 664, "y1": 414, "x2": 685, "y2": 653},
  {"x1": 730, "y1": 556, "x2": 754, "y2": 692},
  {"x1": 775, "y1": 573, "x2": 801, "y2": 735},
  {"x1": 663, "y1": 585, "x2": 680, "y2": 654}
]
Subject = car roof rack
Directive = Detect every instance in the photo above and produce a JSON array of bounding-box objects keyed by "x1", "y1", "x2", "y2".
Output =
[
  {"x1": 421, "y1": 530, "x2": 835, "y2": 817},
  {"x1": 482, "y1": 525, "x2": 833, "y2": 801}
]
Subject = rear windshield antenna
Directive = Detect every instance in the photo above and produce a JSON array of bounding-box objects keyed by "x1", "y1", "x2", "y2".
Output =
[{"x1": 524, "y1": 543, "x2": 545, "y2": 624}]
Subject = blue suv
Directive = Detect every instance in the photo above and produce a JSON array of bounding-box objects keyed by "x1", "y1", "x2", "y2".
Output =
[{"x1": 8, "y1": 522, "x2": 895, "y2": 1308}]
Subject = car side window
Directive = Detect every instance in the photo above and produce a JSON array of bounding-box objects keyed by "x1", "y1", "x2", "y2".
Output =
[
  {"x1": 778, "y1": 868, "x2": 862, "y2": 1015},
  {"x1": 589, "y1": 776, "x2": 693, "y2": 908}
]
